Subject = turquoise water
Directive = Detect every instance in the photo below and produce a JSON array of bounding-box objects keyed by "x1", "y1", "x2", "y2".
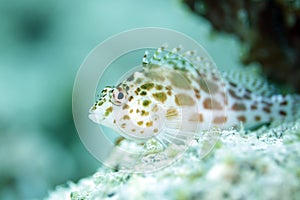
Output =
[{"x1": 0, "y1": 0, "x2": 244, "y2": 199}]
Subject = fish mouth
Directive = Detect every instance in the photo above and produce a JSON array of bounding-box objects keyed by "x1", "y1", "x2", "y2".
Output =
[
  {"x1": 88, "y1": 112, "x2": 104, "y2": 124},
  {"x1": 88, "y1": 113, "x2": 97, "y2": 123}
]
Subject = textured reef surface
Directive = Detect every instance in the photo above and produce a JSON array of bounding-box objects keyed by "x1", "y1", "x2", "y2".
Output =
[
  {"x1": 46, "y1": 118, "x2": 300, "y2": 200},
  {"x1": 184, "y1": 0, "x2": 300, "y2": 92}
]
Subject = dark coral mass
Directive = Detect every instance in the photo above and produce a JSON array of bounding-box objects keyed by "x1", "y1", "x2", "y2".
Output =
[{"x1": 184, "y1": 0, "x2": 300, "y2": 92}]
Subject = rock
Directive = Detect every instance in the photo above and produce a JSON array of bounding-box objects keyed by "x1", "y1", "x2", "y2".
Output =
[{"x1": 184, "y1": 0, "x2": 300, "y2": 92}]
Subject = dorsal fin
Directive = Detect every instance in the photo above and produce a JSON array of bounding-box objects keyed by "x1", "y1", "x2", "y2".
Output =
[
  {"x1": 142, "y1": 45, "x2": 193, "y2": 70},
  {"x1": 222, "y1": 67, "x2": 278, "y2": 97},
  {"x1": 142, "y1": 45, "x2": 219, "y2": 75}
]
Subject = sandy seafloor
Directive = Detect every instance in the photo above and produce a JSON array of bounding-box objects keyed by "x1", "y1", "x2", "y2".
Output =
[{"x1": 46, "y1": 116, "x2": 300, "y2": 200}]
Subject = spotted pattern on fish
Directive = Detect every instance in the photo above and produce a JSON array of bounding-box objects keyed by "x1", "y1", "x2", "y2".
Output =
[{"x1": 89, "y1": 45, "x2": 300, "y2": 144}]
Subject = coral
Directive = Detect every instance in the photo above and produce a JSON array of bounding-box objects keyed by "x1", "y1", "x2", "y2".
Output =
[
  {"x1": 46, "y1": 118, "x2": 300, "y2": 200},
  {"x1": 184, "y1": 0, "x2": 300, "y2": 92}
]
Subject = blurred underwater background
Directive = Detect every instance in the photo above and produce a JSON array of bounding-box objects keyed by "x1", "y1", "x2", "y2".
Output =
[{"x1": 0, "y1": 0, "x2": 299, "y2": 199}]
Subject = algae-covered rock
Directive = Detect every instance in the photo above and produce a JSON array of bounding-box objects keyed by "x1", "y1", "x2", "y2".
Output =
[{"x1": 184, "y1": 0, "x2": 300, "y2": 92}]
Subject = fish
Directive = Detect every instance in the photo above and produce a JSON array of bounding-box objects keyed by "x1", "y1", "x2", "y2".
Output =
[{"x1": 89, "y1": 45, "x2": 299, "y2": 147}]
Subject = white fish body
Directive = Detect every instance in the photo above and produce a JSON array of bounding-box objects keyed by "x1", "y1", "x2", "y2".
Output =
[{"x1": 89, "y1": 46, "x2": 299, "y2": 145}]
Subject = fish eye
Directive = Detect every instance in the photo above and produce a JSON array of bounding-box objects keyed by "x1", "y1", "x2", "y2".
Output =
[
  {"x1": 112, "y1": 88, "x2": 126, "y2": 105},
  {"x1": 117, "y1": 92, "x2": 124, "y2": 100}
]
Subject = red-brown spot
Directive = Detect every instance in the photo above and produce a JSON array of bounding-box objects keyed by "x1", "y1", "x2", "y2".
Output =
[
  {"x1": 122, "y1": 104, "x2": 129, "y2": 110},
  {"x1": 263, "y1": 107, "x2": 271, "y2": 113},
  {"x1": 128, "y1": 96, "x2": 134, "y2": 102},
  {"x1": 213, "y1": 116, "x2": 227, "y2": 124},
  {"x1": 166, "y1": 108, "x2": 179, "y2": 119},
  {"x1": 141, "y1": 110, "x2": 149, "y2": 116},
  {"x1": 193, "y1": 88, "x2": 200, "y2": 94},
  {"x1": 228, "y1": 89, "x2": 242, "y2": 100},
  {"x1": 152, "y1": 92, "x2": 167, "y2": 103},
  {"x1": 232, "y1": 103, "x2": 247, "y2": 111},
  {"x1": 229, "y1": 82, "x2": 237, "y2": 87},
  {"x1": 280, "y1": 100, "x2": 288, "y2": 106},
  {"x1": 237, "y1": 116, "x2": 246, "y2": 123},
  {"x1": 279, "y1": 110, "x2": 287, "y2": 116},
  {"x1": 165, "y1": 85, "x2": 172, "y2": 91},
  {"x1": 121, "y1": 123, "x2": 126, "y2": 128},
  {"x1": 146, "y1": 121, "x2": 153, "y2": 127},
  {"x1": 255, "y1": 116, "x2": 261, "y2": 121},
  {"x1": 188, "y1": 113, "x2": 204, "y2": 122},
  {"x1": 193, "y1": 88, "x2": 201, "y2": 99},
  {"x1": 175, "y1": 94, "x2": 195, "y2": 106},
  {"x1": 123, "y1": 115, "x2": 130, "y2": 120},
  {"x1": 262, "y1": 100, "x2": 273, "y2": 106},
  {"x1": 203, "y1": 98, "x2": 223, "y2": 110},
  {"x1": 141, "y1": 82, "x2": 154, "y2": 90},
  {"x1": 251, "y1": 105, "x2": 257, "y2": 110},
  {"x1": 244, "y1": 94, "x2": 252, "y2": 100},
  {"x1": 155, "y1": 84, "x2": 163, "y2": 90},
  {"x1": 202, "y1": 80, "x2": 219, "y2": 94}
]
